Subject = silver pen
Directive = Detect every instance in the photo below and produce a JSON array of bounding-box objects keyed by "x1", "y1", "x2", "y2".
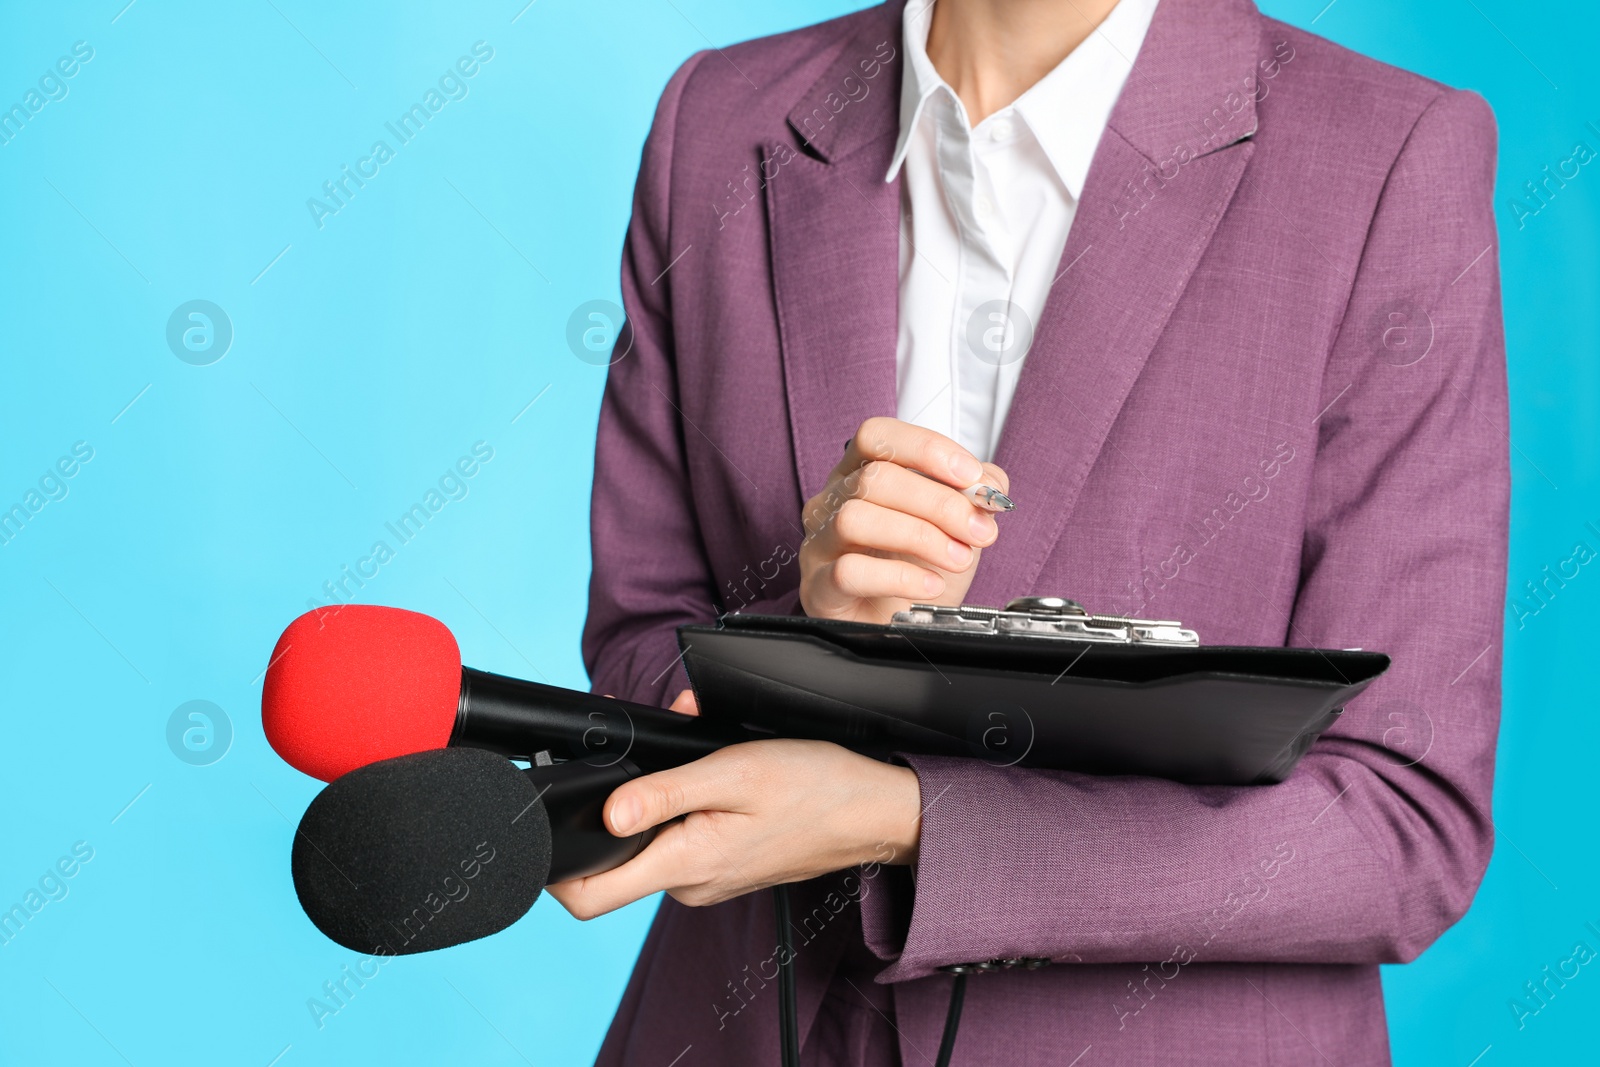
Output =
[
  {"x1": 904, "y1": 466, "x2": 1017, "y2": 512},
  {"x1": 963, "y1": 483, "x2": 1015, "y2": 512},
  {"x1": 845, "y1": 437, "x2": 1015, "y2": 513}
]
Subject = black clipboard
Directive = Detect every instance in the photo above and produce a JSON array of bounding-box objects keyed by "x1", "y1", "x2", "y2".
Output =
[{"x1": 678, "y1": 600, "x2": 1388, "y2": 786}]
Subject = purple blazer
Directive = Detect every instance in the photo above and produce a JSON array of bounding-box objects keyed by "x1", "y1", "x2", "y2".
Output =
[{"x1": 582, "y1": 0, "x2": 1508, "y2": 1063}]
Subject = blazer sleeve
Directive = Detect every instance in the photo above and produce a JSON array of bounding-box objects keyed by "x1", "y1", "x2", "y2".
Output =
[
  {"x1": 581, "y1": 51, "x2": 719, "y2": 708},
  {"x1": 859, "y1": 89, "x2": 1511, "y2": 979}
]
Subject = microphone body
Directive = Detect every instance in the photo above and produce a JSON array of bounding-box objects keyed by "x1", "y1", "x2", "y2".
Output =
[{"x1": 458, "y1": 666, "x2": 750, "y2": 771}]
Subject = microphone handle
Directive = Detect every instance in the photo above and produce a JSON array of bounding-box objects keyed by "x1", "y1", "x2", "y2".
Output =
[
  {"x1": 456, "y1": 667, "x2": 758, "y2": 771},
  {"x1": 525, "y1": 759, "x2": 655, "y2": 882}
]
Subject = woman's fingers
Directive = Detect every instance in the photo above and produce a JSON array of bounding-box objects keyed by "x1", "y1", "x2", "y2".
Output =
[
  {"x1": 801, "y1": 416, "x2": 1009, "y2": 620},
  {"x1": 825, "y1": 552, "x2": 945, "y2": 603},
  {"x1": 602, "y1": 742, "x2": 778, "y2": 838},
  {"x1": 550, "y1": 748, "x2": 768, "y2": 919},
  {"x1": 835, "y1": 416, "x2": 985, "y2": 489},
  {"x1": 810, "y1": 498, "x2": 975, "y2": 572},
  {"x1": 547, "y1": 818, "x2": 725, "y2": 919},
  {"x1": 836, "y1": 462, "x2": 998, "y2": 547},
  {"x1": 545, "y1": 739, "x2": 925, "y2": 920}
]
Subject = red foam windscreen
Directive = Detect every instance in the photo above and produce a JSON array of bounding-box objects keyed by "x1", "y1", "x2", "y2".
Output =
[{"x1": 262, "y1": 605, "x2": 462, "y2": 782}]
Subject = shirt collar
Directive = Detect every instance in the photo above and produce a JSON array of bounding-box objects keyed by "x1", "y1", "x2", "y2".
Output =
[{"x1": 885, "y1": 0, "x2": 1162, "y2": 200}]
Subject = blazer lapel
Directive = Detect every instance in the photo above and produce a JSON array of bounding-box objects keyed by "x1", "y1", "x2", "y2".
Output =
[
  {"x1": 968, "y1": 0, "x2": 1268, "y2": 606},
  {"x1": 768, "y1": 3, "x2": 907, "y2": 505}
]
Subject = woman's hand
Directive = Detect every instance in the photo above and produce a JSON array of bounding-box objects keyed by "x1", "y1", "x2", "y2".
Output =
[
  {"x1": 799, "y1": 416, "x2": 1010, "y2": 623},
  {"x1": 545, "y1": 724, "x2": 922, "y2": 920}
]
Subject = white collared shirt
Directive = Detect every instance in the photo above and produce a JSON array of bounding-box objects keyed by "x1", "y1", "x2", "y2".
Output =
[{"x1": 888, "y1": 0, "x2": 1161, "y2": 460}]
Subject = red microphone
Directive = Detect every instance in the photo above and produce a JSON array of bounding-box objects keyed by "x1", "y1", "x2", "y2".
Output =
[{"x1": 261, "y1": 605, "x2": 754, "y2": 782}]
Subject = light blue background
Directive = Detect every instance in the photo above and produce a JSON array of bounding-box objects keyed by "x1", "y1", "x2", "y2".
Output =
[{"x1": 0, "y1": 1, "x2": 1594, "y2": 1063}]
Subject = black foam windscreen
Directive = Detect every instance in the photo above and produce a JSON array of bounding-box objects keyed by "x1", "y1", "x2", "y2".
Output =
[{"x1": 291, "y1": 747, "x2": 552, "y2": 955}]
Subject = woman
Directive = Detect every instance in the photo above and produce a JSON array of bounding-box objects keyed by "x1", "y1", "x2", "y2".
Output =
[{"x1": 552, "y1": 0, "x2": 1508, "y2": 1063}]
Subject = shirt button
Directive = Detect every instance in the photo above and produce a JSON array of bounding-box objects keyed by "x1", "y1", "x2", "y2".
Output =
[
  {"x1": 988, "y1": 116, "x2": 1014, "y2": 141},
  {"x1": 974, "y1": 194, "x2": 994, "y2": 221}
]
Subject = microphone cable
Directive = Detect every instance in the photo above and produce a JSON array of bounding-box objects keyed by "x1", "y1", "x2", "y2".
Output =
[
  {"x1": 774, "y1": 884, "x2": 800, "y2": 1067},
  {"x1": 772, "y1": 882, "x2": 973, "y2": 1067},
  {"x1": 935, "y1": 970, "x2": 968, "y2": 1067}
]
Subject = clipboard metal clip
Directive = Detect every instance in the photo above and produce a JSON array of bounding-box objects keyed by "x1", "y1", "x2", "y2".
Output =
[{"x1": 891, "y1": 596, "x2": 1200, "y2": 647}]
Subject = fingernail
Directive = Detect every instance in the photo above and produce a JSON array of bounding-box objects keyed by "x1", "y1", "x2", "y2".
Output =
[
  {"x1": 969, "y1": 513, "x2": 995, "y2": 543},
  {"x1": 947, "y1": 539, "x2": 973, "y2": 567},
  {"x1": 611, "y1": 795, "x2": 642, "y2": 836},
  {"x1": 949, "y1": 453, "x2": 983, "y2": 485},
  {"x1": 923, "y1": 572, "x2": 943, "y2": 596}
]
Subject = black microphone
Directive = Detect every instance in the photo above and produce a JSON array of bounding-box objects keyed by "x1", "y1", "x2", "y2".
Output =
[
  {"x1": 262, "y1": 604, "x2": 757, "y2": 783},
  {"x1": 292, "y1": 747, "x2": 650, "y2": 955}
]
